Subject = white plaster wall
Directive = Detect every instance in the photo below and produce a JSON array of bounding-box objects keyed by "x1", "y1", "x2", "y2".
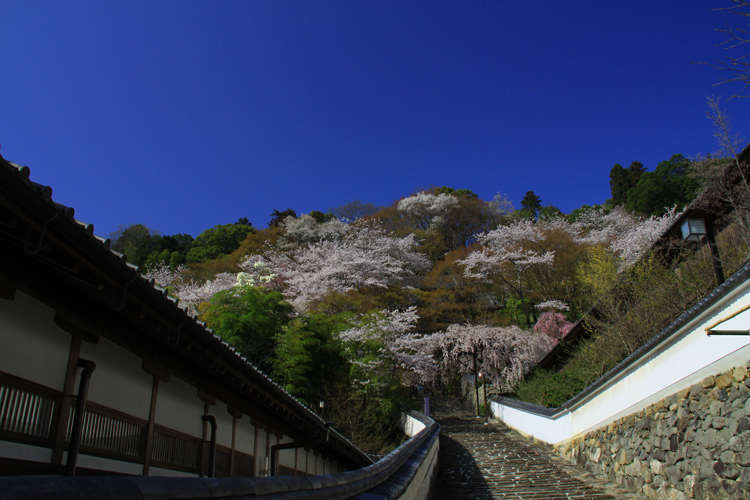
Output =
[
  {"x1": 211, "y1": 403, "x2": 234, "y2": 448},
  {"x1": 491, "y1": 277, "x2": 750, "y2": 445},
  {"x1": 278, "y1": 435, "x2": 294, "y2": 469},
  {"x1": 399, "y1": 413, "x2": 426, "y2": 437},
  {"x1": 148, "y1": 466, "x2": 197, "y2": 477},
  {"x1": 154, "y1": 376, "x2": 204, "y2": 438},
  {"x1": 0, "y1": 292, "x2": 70, "y2": 390},
  {"x1": 396, "y1": 433, "x2": 440, "y2": 500},
  {"x1": 0, "y1": 441, "x2": 52, "y2": 463},
  {"x1": 568, "y1": 282, "x2": 750, "y2": 439},
  {"x1": 490, "y1": 401, "x2": 571, "y2": 443},
  {"x1": 79, "y1": 336, "x2": 153, "y2": 420},
  {"x1": 235, "y1": 416, "x2": 254, "y2": 456},
  {"x1": 62, "y1": 451, "x2": 143, "y2": 475}
]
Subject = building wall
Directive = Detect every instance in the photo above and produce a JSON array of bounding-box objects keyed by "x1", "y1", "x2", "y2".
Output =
[
  {"x1": 235, "y1": 416, "x2": 254, "y2": 457},
  {"x1": 79, "y1": 336, "x2": 153, "y2": 421},
  {"x1": 0, "y1": 292, "x2": 70, "y2": 391},
  {"x1": 0, "y1": 290, "x2": 349, "y2": 478}
]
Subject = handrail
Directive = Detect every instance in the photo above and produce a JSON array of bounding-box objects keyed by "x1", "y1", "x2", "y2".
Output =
[{"x1": 0, "y1": 412, "x2": 440, "y2": 500}]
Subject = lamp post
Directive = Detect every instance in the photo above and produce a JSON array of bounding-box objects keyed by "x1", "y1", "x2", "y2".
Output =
[{"x1": 681, "y1": 218, "x2": 725, "y2": 286}]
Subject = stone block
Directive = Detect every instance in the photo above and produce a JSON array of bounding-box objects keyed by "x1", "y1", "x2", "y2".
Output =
[
  {"x1": 712, "y1": 416, "x2": 726, "y2": 429},
  {"x1": 699, "y1": 459, "x2": 715, "y2": 480},
  {"x1": 709, "y1": 400, "x2": 723, "y2": 415},
  {"x1": 623, "y1": 475, "x2": 645, "y2": 492},
  {"x1": 713, "y1": 460, "x2": 741, "y2": 480},
  {"x1": 702, "y1": 376, "x2": 716, "y2": 390},
  {"x1": 687, "y1": 456, "x2": 701, "y2": 475},
  {"x1": 666, "y1": 465, "x2": 681, "y2": 485},
  {"x1": 734, "y1": 365, "x2": 747, "y2": 382},
  {"x1": 683, "y1": 474, "x2": 697, "y2": 499},
  {"x1": 719, "y1": 450, "x2": 736, "y2": 464},
  {"x1": 652, "y1": 459, "x2": 665, "y2": 475},
  {"x1": 716, "y1": 372, "x2": 734, "y2": 390},
  {"x1": 724, "y1": 416, "x2": 739, "y2": 435},
  {"x1": 703, "y1": 428, "x2": 719, "y2": 448},
  {"x1": 690, "y1": 383, "x2": 703, "y2": 399}
]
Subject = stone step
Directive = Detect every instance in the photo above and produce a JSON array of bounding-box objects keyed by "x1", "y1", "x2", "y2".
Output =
[{"x1": 430, "y1": 396, "x2": 645, "y2": 499}]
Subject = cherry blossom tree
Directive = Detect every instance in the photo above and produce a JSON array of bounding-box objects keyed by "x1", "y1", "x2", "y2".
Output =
[
  {"x1": 535, "y1": 299, "x2": 569, "y2": 312},
  {"x1": 460, "y1": 219, "x2": 555, "y2": 322},
  {"x1": 279, "y1": 213, "x2": 350, "y2": 249},
  {"x1": 338, "y1": 307, "x2": 437, "y2": 391},
  {"x1": 533, "y1": 311, "x2": 574, "y2": 341},
  {"x1": 173, "y1": 272, "x2": 238, "y2": 314},
  {"x1": 143, "y1": 262, "x2": 187, "y2": 289},
  {"x1": 397, "y1": 192, "x2": 459, "y2": 230},
  {"x1": 429, "y1": 323, "x2": 554, "y2": 393},
  {"x1": 572, "y1": 206, "x2": 681, "y2": 270},
  {"x1": 240, "y1": 221, "x2": 430, "y2": 310},
  {"x1": 142, "y1": 263, "x2": 238, "y2": 314}
]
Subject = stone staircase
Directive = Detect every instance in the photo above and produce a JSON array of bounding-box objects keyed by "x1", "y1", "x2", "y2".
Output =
[{"x1": 431, "y1": 396, "x2": 645, "y2": 499}]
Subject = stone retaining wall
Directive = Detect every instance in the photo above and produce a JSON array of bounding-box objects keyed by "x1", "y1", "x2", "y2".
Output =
[{"x1": 554, "y1": 362, "x2": 750, "y2": 499}]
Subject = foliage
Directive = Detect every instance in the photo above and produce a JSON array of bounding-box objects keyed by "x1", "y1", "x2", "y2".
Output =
[
  {"x1": 609, "y1": 161, "x2": 645, "y2": 206},
  {"x1": 268, "y1": 208, "x2": 297, "y2": 228},
  {"x1": 127, "y1": 149, "x2": 731, "y2": 442},
  {"x1": 203, "y1": 286, "x2": 293, "y2": 371},
  {"x1": 186, "y1": 223, "x2": 256, "y2": 263},
  {"x1": 328, "y1": 200, "x2": 380, "y2": 222},
  {"x1": 109, "y1": 223, "x2": 160, "y2": 266},
  {"x1": 319, "y1": 386, "x2": 403, "y2": 455},
  {"x1": 435, "y1": 186, "x2": 478, "y2": 198},
  {"x1": 420, "y1": 246, "x2": 498, "y2": 332},
  {"x1": 373, "y1": 189, "x2": 511, "y2": 260},
  {"x1": 623, "y1": 154, "x2": 699, "y2": 216},
  {"x1": 518, "y1": 220, "x2": 750, "y2": 407},
  {"x1": 515, "y1": 336, "x2": 615, "y2": 407},
  {"x1": 305, "y1": 211, "x2": 330, "y2": 223},
  {"x1": 272, "y1": 314, "x2": 348, "y2": 404},
  {"x1": 520, "y1": 190, "x2": 542, "y2": 220}
]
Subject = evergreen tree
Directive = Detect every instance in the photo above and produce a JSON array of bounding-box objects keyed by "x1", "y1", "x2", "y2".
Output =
[{"x1": 520, "y1": 191, "x2": 542, "y2": 220}]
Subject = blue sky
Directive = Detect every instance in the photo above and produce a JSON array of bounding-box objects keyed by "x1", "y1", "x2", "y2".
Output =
[{"x1": 2, "y1": 1, "x2": 749, "y2": 238}]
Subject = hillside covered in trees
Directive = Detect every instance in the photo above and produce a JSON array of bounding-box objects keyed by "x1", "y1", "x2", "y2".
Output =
[{"x1": 111, "y1": 145, "x2": 749, "y2": 453}]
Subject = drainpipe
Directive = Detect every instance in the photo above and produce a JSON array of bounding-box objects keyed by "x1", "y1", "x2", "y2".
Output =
[
  {"x1": 64, "y1": 359, "x2": 96, "y2": 476},
  {"x1": 270, "y1": 422, "x2": 333, "y2": 476},
  {"x1": 202, "y1": 415, "x2": 217, "y2": 477}
]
